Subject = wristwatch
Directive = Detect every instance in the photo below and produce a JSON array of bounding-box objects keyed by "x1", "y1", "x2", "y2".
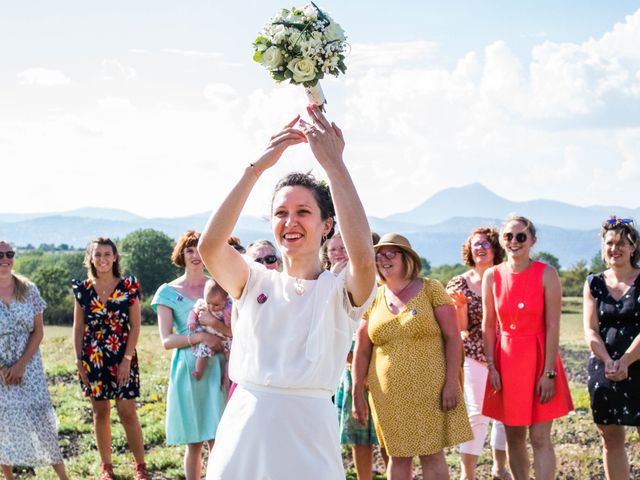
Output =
[
  {"x1": 123, "y1": 354, "x2": 133, "y2": 361},
  {"x1": 543, "y1": 370, "x2": 557, "y2": 379}
]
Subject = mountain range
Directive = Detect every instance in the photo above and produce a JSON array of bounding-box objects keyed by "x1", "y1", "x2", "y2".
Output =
[{"x1": 2, "y1": 183, "x2": 636, "y2": 268}]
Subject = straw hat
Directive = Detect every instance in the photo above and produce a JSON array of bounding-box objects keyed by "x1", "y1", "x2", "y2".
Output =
[{"x1": 374, "y1": 233, "x2": 422, "y2": 267}]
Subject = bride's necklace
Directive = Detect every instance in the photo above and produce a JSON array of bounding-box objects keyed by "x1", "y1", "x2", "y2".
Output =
[{"x1": 294, "y1": 277, "x2": 306, "y2": 296}]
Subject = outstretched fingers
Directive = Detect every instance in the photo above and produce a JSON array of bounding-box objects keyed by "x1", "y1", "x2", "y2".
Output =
[{"x1": 307, "y1": 103, "x2": 331, "y2": 131}]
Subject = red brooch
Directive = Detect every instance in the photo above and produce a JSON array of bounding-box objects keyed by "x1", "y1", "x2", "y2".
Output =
[{"x1": 257, "y1": 293, "x2": 268, "y2": 304}]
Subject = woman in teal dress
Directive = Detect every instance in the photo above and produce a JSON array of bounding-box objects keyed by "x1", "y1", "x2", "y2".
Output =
[{"x1": 152, "y1": 230, "x2": 227, "y2": 480}]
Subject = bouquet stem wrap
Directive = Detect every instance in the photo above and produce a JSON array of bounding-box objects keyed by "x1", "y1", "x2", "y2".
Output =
[{"x1": 304, "y1": 83, "x2": 326, "y2": 110}]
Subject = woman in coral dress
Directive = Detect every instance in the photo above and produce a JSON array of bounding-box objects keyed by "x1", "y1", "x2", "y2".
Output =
[{"x1": 482, "y1": 215, "x2": 573, "y2": 480}]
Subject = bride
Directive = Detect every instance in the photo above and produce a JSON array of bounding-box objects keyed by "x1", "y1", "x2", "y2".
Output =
[{"x1": 199, "y1": 104, "x2": 377, "y2": 479}]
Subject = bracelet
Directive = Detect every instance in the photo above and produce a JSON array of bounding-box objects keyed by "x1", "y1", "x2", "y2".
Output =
[
  {"x1": 123, "y1": 354, "x2": 133, "y2": 361},
  {"x1": 187, "y1": 334, "x2": 194, "y2": 347}
]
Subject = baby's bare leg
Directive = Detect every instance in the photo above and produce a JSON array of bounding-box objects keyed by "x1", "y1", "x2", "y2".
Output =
[{"x1": 192, "y1": 356, "x2": 207, "y2": 381}]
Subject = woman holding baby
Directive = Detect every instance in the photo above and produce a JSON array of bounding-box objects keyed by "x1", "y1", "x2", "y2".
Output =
[{"x1": 152, "y1": 230, "x2": 228, "y2": 480}]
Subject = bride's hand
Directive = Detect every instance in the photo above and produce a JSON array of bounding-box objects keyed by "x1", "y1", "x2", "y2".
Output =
[
  {"x1": 252, "y1": 115, "x2": 307, "y2": 175},
  {"x1": 299, "y1": 104, "x2": 345, "y2": 169}
]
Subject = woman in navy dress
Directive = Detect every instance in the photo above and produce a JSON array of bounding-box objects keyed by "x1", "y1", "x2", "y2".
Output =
[{"x1": 584, "y1": 217, "x2": 640, "y2": 480}]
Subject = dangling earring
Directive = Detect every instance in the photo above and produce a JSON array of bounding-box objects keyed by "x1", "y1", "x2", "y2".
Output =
[{"x1": 321, "y1": 234, "x2": 328, "y2": 244}]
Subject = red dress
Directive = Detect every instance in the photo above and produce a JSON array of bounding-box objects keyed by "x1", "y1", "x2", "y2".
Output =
[{"x1": 482, "y1": 261, "x2": 573, "y2": 426}]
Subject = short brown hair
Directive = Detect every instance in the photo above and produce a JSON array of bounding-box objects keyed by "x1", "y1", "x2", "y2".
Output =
[
  {"x1": 502, "y1": 214, "x2": 537, "y2": 241},
  {"x1": 84, "y1": 237, "x2": 121, "y2": 279},
  {"x1": 172, "y1": 230, "x2": 200, "y2": 268},
  {"x1": 461, "y1": 227, "x2": 505, "y2": 267}
]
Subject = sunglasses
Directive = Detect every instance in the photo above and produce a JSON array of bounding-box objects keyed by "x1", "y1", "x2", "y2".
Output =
[
  {"x1": 254, "y1": 254, "x2": 278, "y2": 265},
  {"x1": 376, "y1": 250, "x2": 401, "y2": 260},
  {"x1": 0, "y1": 251, "x2": 15, "y2": 259},
  {"x1": 472, "y1": 241, "x2": 492, "y2": 249},
  {"x1": 502, "y1": 232, "x2": 528, "y2": 243},
  {"x1": 605, "y1": 217, "x2": 634, "y2": 226}
]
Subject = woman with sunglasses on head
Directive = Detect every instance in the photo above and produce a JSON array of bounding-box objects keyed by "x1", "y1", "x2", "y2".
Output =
[
  {"x1": 446, "y1": 228, "x2": 511, "y2": 480},
  {"x1": 482, "y1": 215, "x2": 573, "y2": 480},
  {"x1": 72, "y1": 237, "x2": 149, "y2": 480},
  {"x1": 152, "y1": 230, "x2": 227, "y2": 480},
  {"x1": 0, "y1": 242, "x2": 68, "y2": 480},
  {"x1": 583, "y1": 216, "x2": 640, "y2": 480},
  {"x1": 353, "y1": 233, "x2": 472, "y2": 480},
  {"x1": 199, "y1": 105, "x2": 377, "y2": 479}
]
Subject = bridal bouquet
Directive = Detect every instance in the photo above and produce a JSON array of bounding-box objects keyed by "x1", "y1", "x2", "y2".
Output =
[{"x1": 252, "y1": 2, "x2": 347, "y2": 108}]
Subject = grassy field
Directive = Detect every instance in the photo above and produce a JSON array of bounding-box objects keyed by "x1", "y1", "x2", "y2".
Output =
[{"x1": 13, "y1": 298, "x2": 640, "y2": 479}]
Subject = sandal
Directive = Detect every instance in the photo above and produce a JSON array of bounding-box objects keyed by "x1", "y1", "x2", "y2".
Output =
[
  {"x1": 492, "y1": 470, "x2": 514, "y2": 480},
  {"x1": 135, "y1": 462, "x2": 151, "y2": 480},
  {"x1": 100, "y1": 463, "x2": 115, "y2": 480}
]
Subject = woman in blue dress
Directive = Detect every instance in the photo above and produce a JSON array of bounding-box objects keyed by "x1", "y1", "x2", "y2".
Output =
[{"x1": 152, "y1": 230, "x2": 227, "y2": 480}]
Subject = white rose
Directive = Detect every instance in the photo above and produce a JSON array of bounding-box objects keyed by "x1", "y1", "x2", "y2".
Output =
[
  {"x1": 303, "y1": 4, "x2": 318, "y2": 20},
  {"x1": 287, "y1": 57, "x2": 317, "y2": 83},
  {"x1": 272, "y1": 25, "x2": 287, "y2": 44},
  {"x1": 261, "y1": 46, "x2": 284, "y2": 69},
  {"x1": 324, "y1": 21, "x2": 346, "y2": 43}
]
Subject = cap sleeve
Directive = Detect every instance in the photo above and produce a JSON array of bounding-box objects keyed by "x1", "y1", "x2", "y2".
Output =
[
  {"x1": 427, "y1": 278, "x2": 453, "y2": 308},
  {"x1": 587, "y1": 272, "x2": 605, "y2": 299},
  {"x1": 71, "y1": 278, "x2": 88, "y2": 306},
  {"x1": 125, "y1": 275, "x2": 141, "y2": 305},
  {"x1": 28, "y1": 283, "x2": 46, "y2": 314},
  {"x1": 446, "y1": 275, "x2": 466, "y2": 293},
  {"x1": 151, "y1": 283, "x2": 175, "y2": 311}
]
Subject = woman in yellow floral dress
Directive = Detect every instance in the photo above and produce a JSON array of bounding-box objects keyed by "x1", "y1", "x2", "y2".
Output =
[
  {"x1": 353, "y1": 233, "x2": 472, "y2": 479},
  {"x1": 72, "y1": 237, "x2": 149, "y2": 480}
]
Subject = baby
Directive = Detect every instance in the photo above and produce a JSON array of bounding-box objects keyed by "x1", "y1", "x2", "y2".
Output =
[{"x1": 187, "y1": 279, "x2": 233, "y2": 381}]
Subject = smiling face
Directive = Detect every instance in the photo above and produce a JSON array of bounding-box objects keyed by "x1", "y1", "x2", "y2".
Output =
[
  {"x1": 247, "y1": 243, "x2": 280, "y2": 270},
  {"x1": 376, "y1": 246, "x2": 406, "y2": 281},
  {"x1": 0, "y1": 242, "x2": 15, "y2": 275},
  {"x1": 602, "y1": 230, "x2": 636, "y2": 268},
  {"x1": 91, "y1": 244, "x2": 117, "y2": 276},
  {"x1": 271, "y1": 185, "x2": 332, "y2": 259},
  {"x1": 501, "y1": 220, "x2": 535, "y2": 261},
  {"x1": 470, "y1": 233, "x2": 495, "y2": 267},
  {"x1": 327, "y1": 235, "x2": 348, "y2": 265},
  {"x1": 183, "y1": 245, "x2": 203, "y2": 272}
]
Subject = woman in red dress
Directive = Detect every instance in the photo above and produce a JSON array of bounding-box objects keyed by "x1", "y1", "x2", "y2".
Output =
[{"x1": 482, "y1": 215, "x2": 573, "y2": 480}]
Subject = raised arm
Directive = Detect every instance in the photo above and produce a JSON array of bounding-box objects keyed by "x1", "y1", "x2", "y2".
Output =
[
  {"x1": 198, "y1": 117, "x2": 306, "y2": 299},
  {"x1": 301, "y1": 105, "x2": 375, "y2": 306}
]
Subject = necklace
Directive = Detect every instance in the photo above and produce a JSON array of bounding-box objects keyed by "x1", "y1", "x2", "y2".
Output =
[
  {"x1": 294, "y1": 278, "x2": 305, "y2": 296},
  {"x1": 504, "y1": 261, "x2": 531, "y2": 330},
  {"x1": 386, "y1": 279, "x2": 415, "y2": 308}
]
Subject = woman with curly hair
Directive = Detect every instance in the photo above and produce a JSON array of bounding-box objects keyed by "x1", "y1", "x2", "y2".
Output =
[{"x1": 446, "y1": 227, "x2": 511, "y2": 480}]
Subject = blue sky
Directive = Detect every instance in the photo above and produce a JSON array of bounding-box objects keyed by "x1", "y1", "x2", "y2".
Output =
[{"x1": 1, "y1": 1, "x2": 640, "y2": 218}]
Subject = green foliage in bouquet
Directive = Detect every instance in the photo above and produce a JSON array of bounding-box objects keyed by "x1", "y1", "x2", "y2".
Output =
[{"x1": 253, "y1": 2, "x2": 347, "y2": 87}]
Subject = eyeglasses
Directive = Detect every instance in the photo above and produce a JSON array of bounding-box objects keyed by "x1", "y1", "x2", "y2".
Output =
[
  {"x1": 472, "y1": 241, "x2": 492, "y2": 249},
  {"x1": 376, "y1": 250, "x2": 401, "y2": 260},
  {"x1": 328, "y1": 246, "x2": 346, "y2": 254},
  {"x1": 254, "y1": 254, "x2": 278, "y2": 265},
  {"x1": 502, "y1": 232, "x2": 528, "y2": 243},
  {"x1": 0, "y1": 251, "x2": 15, "y2": 259}
]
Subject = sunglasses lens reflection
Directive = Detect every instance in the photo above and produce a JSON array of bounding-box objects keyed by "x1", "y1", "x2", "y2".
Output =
[{"x1": 0, "y1": 251, "x2": 15, "y2": 259}]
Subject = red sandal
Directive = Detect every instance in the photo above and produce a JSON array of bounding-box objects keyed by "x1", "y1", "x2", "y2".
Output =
[
  {"x1": 135, "y1": 462, "x2": 151, "y2": 480},
  {"x1": 100, "y1": 463, "x2": 115, "y2": 480}
]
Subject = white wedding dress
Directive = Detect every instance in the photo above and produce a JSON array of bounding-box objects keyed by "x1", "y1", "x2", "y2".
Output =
[{"x1": 206, "y1": 262, "x2": 376, "y2": 479}]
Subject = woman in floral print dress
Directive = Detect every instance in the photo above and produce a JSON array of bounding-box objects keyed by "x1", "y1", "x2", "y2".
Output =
[
  {"x1": 0, "y1": 241, "x2": 68, "y2": 480},
  {"x1": 72, "y1": 237, "x2": 149, "y2": 480}
]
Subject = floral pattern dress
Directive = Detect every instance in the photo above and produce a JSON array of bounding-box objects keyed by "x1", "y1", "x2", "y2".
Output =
[
  {"x1": 72, "y1": 276, "x2": 141, "y2": 400},
  {"x1": 0, "y1": 284, "x2": 64, "y2": 466}
]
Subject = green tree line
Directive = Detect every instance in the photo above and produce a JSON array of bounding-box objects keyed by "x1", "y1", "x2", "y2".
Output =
[{"x1": 13, "y1": 229, "x2": 179, "y2": 325}]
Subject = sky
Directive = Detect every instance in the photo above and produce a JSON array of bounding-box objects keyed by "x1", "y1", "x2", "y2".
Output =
[{"x1": 2, "y1": 1, "x2": 640, "y2": 219}]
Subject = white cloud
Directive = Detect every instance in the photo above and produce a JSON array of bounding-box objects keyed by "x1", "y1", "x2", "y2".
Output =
[
  {"x1": 100, "y1": 59, "x2": 137, "y2": 80},
  {"x1": 348, "y1": 41, "x2": 438, "y2": 69},
  {"x1": 16, "y1": 68, "x2": 70, "y2": 86},
  {"x1": 128, "y1": 49, "x2": 148, "y2": 54},
  {"x1": 203, "y1": 83, "x2": 238, "y2": 106},
  {"x1": 163, "y1": 48, "x2": 223, "y2": 58}
]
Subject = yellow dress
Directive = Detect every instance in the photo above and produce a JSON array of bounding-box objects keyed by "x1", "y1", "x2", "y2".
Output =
[{"x1": 366, "y1": 278, "x2": 472, "y2": 456}]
